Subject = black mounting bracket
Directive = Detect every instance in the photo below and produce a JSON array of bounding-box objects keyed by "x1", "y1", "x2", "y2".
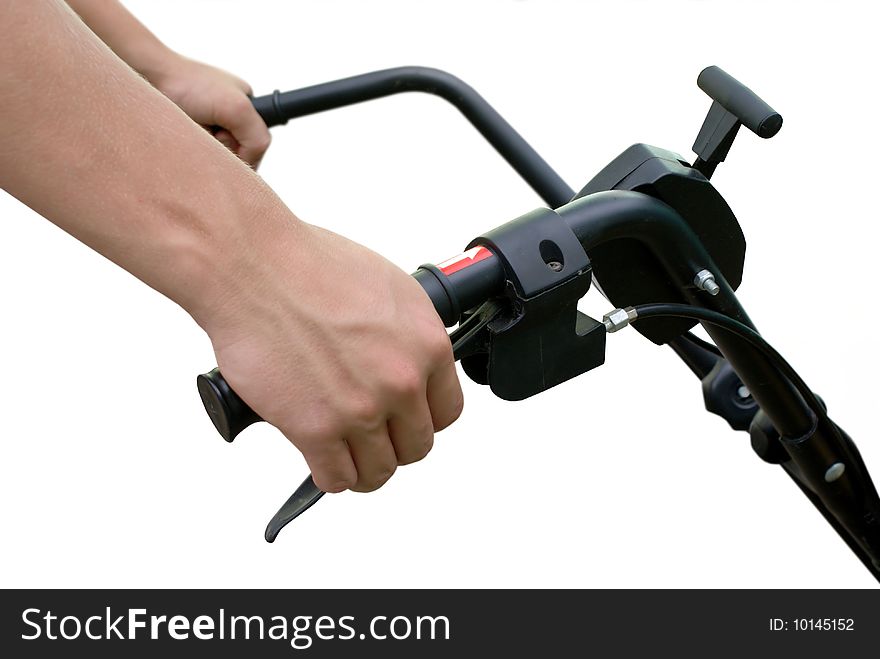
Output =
[
  {"x1": 668, "y1": 333, "x2": 759, "y2": 431},
  {"x1": 455, "y1": 208, "x2": 606, "y2": 401},
  {"x1": 692, "y1": 100, "x2": 742, "y2": 178}
]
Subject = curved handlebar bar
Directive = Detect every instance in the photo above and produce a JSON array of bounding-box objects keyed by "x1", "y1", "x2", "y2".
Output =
[{"x1": 251, "y1": 66, "x2": 575, "y2": 208}]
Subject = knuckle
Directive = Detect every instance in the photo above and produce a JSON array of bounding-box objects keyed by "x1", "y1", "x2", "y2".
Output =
[
  {"x1": 355, "y1": 464, "x2": 396, "y2": 492},
  {"x1": 228, "y1": 94, "x2": 253, "y2": 117},
  {"x1": 346, "y1": 396, "x2": 383, "y2": 429},
  {"x1": 285, "y1": 414, "x2": 342, "y2": 446},
  {"x1": 256, "y1": 131, "x2": 272, "y2": 151},
  {"x1": 435, "y1": 391, "x2": 464, "y2": 431},
  {"x1": 427, "y1": 333, "x2": 453, "y2": 364},
  {"x1": 451, "y1": 391, "x2": 465, "y2": 418},
  {"x1": 216, "y1": 95, "x2": 252, "y2": 126},
  {"x1": 398, "y1": 430, "x2": 434, "y2": 465},
  {"x1": 389, "y1": 364, "x2": 424, "y2": 399},
  {"x1": 313, "y1": 473, "x2": 356, "y2": 494}
]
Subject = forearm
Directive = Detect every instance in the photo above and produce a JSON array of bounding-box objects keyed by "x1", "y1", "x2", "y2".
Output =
[
  {"x1": 64, "y1": 0, "x2": 177, "y2": 81},
  {"x1": 1, "y1": 1, "x2": 463, "y2": 497},
  {"x1": 0, "y1": 1, "x2": 298, "y2": 326}
]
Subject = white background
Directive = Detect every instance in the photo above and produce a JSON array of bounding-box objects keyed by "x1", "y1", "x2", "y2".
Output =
[{"x1": 2, "y1": 0, "x2": 878, "y2": 588}]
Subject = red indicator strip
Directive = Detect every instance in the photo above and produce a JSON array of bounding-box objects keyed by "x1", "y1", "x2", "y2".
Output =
[{"x1": 436, "y1": 246, "x2": 492, "y2": 276}]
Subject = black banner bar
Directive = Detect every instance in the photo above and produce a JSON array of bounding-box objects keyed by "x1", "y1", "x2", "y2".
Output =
[{"x1": 1, "y1": 589, "x2": 877, "y2": 657}]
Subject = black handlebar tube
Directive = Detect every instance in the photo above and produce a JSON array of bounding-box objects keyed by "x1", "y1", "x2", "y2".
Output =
[
  {"x1": 425, "y1": 191, "x2": 880, "y2": 574},
  {"x1": 557, "y1": 193, "x2": 815, "y2": 439},
  {"x1": 251, "y1": 66, "x2": 575, "y2": 208},
  {"x1": 433, "y1": 190, "x2": 814, "y2": 439}
]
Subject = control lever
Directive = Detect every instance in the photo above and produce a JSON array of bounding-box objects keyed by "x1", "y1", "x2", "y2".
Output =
[{"x1": 692, "y1": 65, "x2": 783, "y2": 178}]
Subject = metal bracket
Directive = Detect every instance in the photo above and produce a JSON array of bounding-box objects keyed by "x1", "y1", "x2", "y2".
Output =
[{"x1": 459, "y1": 208, "x2": 606, "y2": 401}]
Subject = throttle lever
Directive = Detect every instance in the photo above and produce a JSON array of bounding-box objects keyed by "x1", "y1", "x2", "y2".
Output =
[{"x1": 264, "y1": 475, "x2": 325, "y2": 543}]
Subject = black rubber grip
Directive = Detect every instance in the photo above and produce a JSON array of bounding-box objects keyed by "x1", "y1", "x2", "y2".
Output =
[
  {"x1": 697, "y1": 66, "x2": 782, "y2": 138},
  {"x1": 196, "y1": 368, "x2": 262, "y2": 442}
]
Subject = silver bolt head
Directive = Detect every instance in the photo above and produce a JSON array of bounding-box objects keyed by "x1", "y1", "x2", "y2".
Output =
[
  {"x1": 694, "y1": 269, "x2": 720, "y2": 296},
  {"x1": 824, "y1": 462, "x2": 846, "y2": 483}
]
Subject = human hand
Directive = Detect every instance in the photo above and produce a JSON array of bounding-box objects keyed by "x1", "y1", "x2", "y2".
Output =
[
  {"x1": 149, "y1": 55, "x2": 271, "y2": 168},
  {"x1": 6, "y1": 1, "x2": 461, "y2": 497},
  {"x1": 197, "y1": 221, "x2": 464, "y2": 493}
]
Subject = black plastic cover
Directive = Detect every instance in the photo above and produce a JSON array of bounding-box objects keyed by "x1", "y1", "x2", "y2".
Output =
[{"x1": 576, "y1": 144, "x2": 746, "y2": 344}]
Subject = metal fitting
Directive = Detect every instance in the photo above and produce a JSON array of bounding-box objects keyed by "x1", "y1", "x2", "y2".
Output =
[
  {"x1": 603, "y1": 307, "x2": 638, "y2": 333},
  {"x1": 694, "y1": 269, "x2": 720, "y2": 295},
  {"x1": 824, "y1": 462, "x2": 846, "y2": 483}
]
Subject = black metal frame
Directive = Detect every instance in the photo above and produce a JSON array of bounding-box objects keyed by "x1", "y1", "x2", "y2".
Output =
[
  {"x1": 195, "y1": 66, "x2": 880, "y2": 581},
  {"x1": 252, "y1": 66, "x2": 743, "y2": 409}
]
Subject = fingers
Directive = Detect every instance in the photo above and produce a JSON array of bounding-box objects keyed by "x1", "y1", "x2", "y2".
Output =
[
  {"x1": 233, "y1": 77, "x2": 253, "y2": 97},
  {"x1": 280, "y1": 338, "x2": 462, "y2": 497},
  {"x1": 297, "y1": 411, "x2": 432, "y2": 495},
  {"x1": 388, "y1": 392, "x2": 435, "y2": 465},
  {"x1": 426, "y1": 360, "x2": 464, "y2": 432},
  {"x1": 345, "y1": 425, "x2": 398, "y2": 493},
  {"x1": 298, "y1": 436, "x2": 357, "y2": 494},
  {"x1": 212, "y1": 128, "x2": 239, "y2": 154},
  {"x1": 299, "y1": 392, "x2": 440, "y2": 495},
  {"x1": 214, "y1": 95, "x2": 271, "y2": 168}
]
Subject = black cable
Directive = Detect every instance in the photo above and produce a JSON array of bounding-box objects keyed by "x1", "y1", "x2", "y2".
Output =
[
  {"x1": 631, "y1": 303, "x2": 831, "y2": 432},
  {"x1": 634, "y1": 304, "x2": 880, "y2": 580}
]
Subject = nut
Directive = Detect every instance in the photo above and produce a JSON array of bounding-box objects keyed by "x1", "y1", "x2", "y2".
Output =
[{"x1": 603, "y1": 307, "x2": 638, "y2": 333}]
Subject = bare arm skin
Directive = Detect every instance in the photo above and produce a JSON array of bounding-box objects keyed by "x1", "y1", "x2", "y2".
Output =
[
  {"x1": 66, "y1": 0, "x2": 271, "y2": 167},
  {"x1": 0, "y1": 1, "x2": 463, "y2": 493}
]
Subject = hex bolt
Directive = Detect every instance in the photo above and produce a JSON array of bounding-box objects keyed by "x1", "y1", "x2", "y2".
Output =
[
  {"x1": 824, "y1": 462, "x2": 846, "y2": 483},
  {"x1": 694, "y1": 269, "x2": 720, "y2": 296}
]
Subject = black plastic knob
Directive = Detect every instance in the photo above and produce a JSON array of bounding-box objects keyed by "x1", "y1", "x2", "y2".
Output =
[
  {"x1": 697, "y1": 65, "x2": 782, "y2": 139},
  {"x1": 196, "y1": 368, "x2": 263, "y2": 442}
]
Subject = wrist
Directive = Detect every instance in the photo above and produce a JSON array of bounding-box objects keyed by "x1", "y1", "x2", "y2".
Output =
[{"x1": 179, "y1": 187, "x2": 313, "y2": 338}]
